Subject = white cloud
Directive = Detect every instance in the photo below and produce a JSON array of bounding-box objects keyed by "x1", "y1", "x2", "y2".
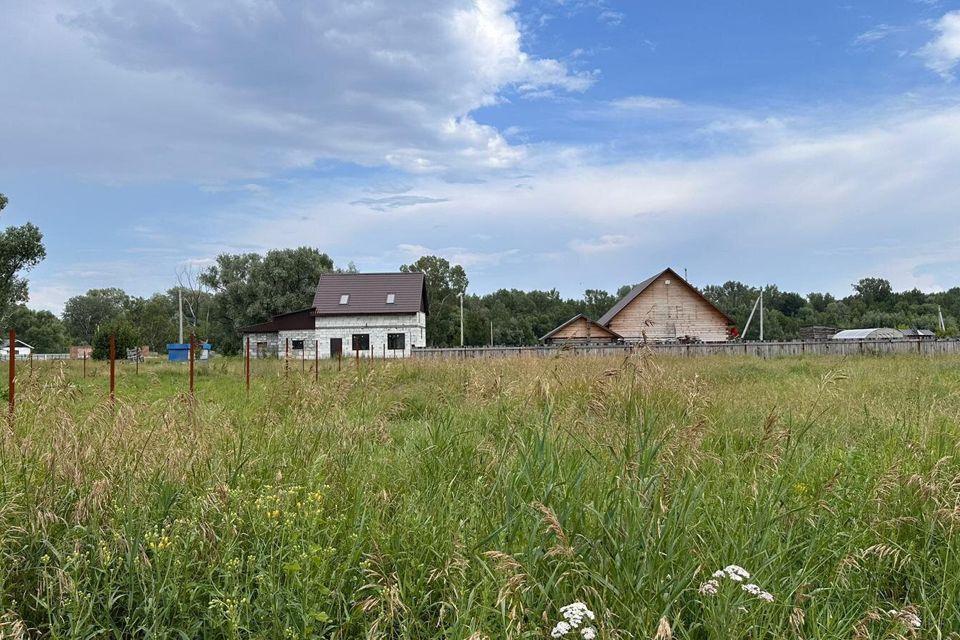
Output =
[
  {"x1": 0, "y1": 0, "x2": 591, "y2": 180},
  {"x1": 853, "y1": 24, "x2": 899, "y2": 46},
  {"x1": 609, "y1": 95, "x2": 683, "y2": 110},
  {"x1": 569, "y1": 234, "x2": 634, "y2": 255},
  {"x1": 919, "y1": 10, "x2": 960, "y2": 79},
  {"x1": 396, "y1": 244, "x2": 519, "y2": 269},
  {"x1": 213, "y1": 101, "x2": 960, "y2": 295}
]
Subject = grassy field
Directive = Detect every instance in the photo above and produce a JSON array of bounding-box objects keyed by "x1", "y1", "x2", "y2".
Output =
[{"x1": 1, "y1": 353, "x2": 959, "y2": 638}]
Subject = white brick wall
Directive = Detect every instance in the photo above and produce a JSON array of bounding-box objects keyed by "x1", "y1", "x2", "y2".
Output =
[{"x1": 246, "y1": 312, "x2": 426, "y2": 359}]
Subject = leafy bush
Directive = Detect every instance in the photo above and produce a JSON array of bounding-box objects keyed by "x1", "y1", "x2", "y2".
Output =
[{"x1": 92, "y1": 318, "x2": 141, "y2": 360}]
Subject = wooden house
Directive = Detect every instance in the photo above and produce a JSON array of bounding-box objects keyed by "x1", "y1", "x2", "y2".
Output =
[
  {"x1": 541, "y1": 268, "x2": 736, "y2": 345},
  {"x1": 597, "y1": 268, "x2": 735, "y2": 342},
  {"x1": 540, "y1": 314, "x2": 622, "y2": 345}
]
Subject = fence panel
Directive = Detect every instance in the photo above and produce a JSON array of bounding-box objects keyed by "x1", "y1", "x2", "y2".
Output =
[{"x1": 411, "y1": 339, "x2": 960, "y2": 361}]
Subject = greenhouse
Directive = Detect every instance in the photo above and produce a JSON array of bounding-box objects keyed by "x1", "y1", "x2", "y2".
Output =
[{"x1": 831, "y1": 328, "x2": 903, "y2": 340}]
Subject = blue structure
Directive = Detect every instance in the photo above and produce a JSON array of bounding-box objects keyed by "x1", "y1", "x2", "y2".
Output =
[
  {"x1": 166, "y1": 342, "x2": 213, "y2": 362},
  {"x1": 166, "y1": 343, "x2": 190, "y2": 362}
]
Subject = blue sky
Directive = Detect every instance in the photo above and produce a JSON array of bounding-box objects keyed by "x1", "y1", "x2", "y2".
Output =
[{"x1": 2, "y1": 0, "x2": 960, "y2": 313}]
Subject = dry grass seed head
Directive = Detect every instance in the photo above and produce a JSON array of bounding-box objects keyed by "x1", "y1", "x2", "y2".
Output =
[
  {"x1": 534, "y1": 502, "x2": 574, "y2": 558},
  {"x1": 653, "y1": 616, "x2": 672, "y2": 640}
]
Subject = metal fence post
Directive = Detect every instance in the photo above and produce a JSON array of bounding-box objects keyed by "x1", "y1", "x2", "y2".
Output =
[
  {"x1": 8, "y1": 329, "x2": 15, "y2": 416},
  {"x1": 245, "y1": 336, "x2": 250, "y2": 395},
  {"x1": 109, "y1": 334, "x2": 116, "y2": 403},
  {"x1": 314, "y1": 340, "x2": 318, "y2": 383},
  {"x1": 189, "y1": 334, "x2": 195, "y2": 398}
]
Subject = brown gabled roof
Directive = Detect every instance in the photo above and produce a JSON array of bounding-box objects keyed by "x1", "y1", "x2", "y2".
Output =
[
  {"x1": 540, "y1": 314, "x2": 623, "y2": 342},
  {"x1": 598, "y1": 267, "x2": 735, "y2": 326},
  {"x1": 311, "y1": 272, "x2": 428, "y2": 316},
  {"x1": 239, "y1": 308, "x2": 315, "y2": 333}
]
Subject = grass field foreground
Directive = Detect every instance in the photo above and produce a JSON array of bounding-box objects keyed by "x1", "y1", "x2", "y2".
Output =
[{"x1": 1, "y1": 353, "x2": 959, "y2": 638}]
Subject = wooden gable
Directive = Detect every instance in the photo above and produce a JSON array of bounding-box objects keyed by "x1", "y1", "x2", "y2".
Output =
[
  {"x1": 601, "y1": 269, "x2": 733, "y2": 342},
  {"x1": 541, "y1": 314, "x2": 621, "y2": 343}
]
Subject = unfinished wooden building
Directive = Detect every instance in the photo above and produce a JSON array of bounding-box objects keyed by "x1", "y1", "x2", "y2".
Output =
[
  {"x1": 542, "y1": 267, "x2": 736, "y2": 345},
  {"x1": 540, "y1": 314, "x2": 622, "y2": 345}
]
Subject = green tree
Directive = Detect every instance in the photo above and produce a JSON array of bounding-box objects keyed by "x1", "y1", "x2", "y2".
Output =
[
  {"x1": 62, "y1": 288, "x2": 131, "y2": 345},
  {"x1": 0, "y1": 194, "x2": 46, "y2": 324},
  {"x1": 853, "y1": 278, "x2": 893, "y2": 307},
  {"x1": 127, "y1": 293, "x2": 178, "y2": 352},
  {"x1": 92, "y1": 318, "x2": 141, "y2": 360},
  {"x1": 201, "y1": 248, "x2": 335, "y2": 354},
  {"x1": 7, "y1": 305, "x2": 69, "y2": 353},
  {"x1": 583, "y1": 289, "x2": 616, "y2": 320},
  {"x1": 400, "y1": 255, "x2": 468, "y2": 347}
]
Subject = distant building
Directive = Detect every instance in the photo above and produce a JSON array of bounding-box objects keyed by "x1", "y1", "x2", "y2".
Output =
[
  {"x1": 70, "y1": 345, "x2": 93, "y2": 360},
  {"x1": 900, "y1": 328, "x2": 936, "y2": 339},
  {"x1": 541, "y1": 268, "x2": 736, "y2": 344},
  {"x1": 799, "y1": 326, "x2": 838, "y2": 341},
  {"x1": 541, "y1": 314, "x2": 622, "y2": 345},
  {"x1": 832, "y1": 328, "x2": 903, "y2": 340},
  {"x1": 0, "y1": 339, "x2": 33, "y2": 357},
  {"x1": 240, "y1": 272, "x2": 428, "y2": 358}
]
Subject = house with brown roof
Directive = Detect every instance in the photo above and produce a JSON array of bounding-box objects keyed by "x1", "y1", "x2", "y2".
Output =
[
  {"x1": 542, "y1": 268, "x2": 736, "y2": 345},
  {"x1": 240, "y1": 272, "x2": 428, "y2": 358}
]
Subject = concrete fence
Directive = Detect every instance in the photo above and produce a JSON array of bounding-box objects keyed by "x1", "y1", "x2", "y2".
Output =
[{"x1": 411, "y1": 339, "x2": 960, "y2": 360}]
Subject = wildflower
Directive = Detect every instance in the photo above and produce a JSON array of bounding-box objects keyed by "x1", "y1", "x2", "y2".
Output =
[
  {"x1": 742, "y1": 584, "x2": 774, "y2": 602},
  {"x1": 551, "y1": 602, "x2": 597, "y2": 638},
  {"x1": 698, "y1": 579, "x2": 719, "y2": 595},
  {"x1": 722, "y1": 565, "x2": 750, "y2": 582},
  {"x1": 793, "y1": 481, "x2": 809, "y2": 496},
  {"x1": 888, "y1": 609, "x2": 921, "y2": 629}
]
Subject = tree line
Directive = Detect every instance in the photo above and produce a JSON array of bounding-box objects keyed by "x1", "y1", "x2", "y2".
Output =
[{"x1": 1, "y1": 191, "x2": 957, "y2": 354}]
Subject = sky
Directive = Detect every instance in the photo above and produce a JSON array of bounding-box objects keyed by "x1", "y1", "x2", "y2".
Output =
[{"x1": 3, "y1": 0, "x2": 960, "y2": 314}]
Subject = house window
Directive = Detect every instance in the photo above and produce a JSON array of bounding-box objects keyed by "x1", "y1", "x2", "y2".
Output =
[
  {"x1": 339, "y1": 294, "x2": 350, "y2": 305},
  {"x1": 352, "y1": 334, "x2": 370, "y2": 351},
  {"x1": 256, "y1": 341, "x2": 268, "y2": 358},
  {"x1": 386, "y1": 293, "x2": 396, "y2": 304},
  {"x1": 387, "y1": 333, "x2": 405, "y2": 350},
  {"x1": 292, "y1": 339, "x2": 304, "y2": 350}
]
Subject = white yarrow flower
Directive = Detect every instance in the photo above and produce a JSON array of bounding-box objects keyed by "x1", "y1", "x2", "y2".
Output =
[
  {"x1": 723, "y1": 565, "x2": 750, "y2": 581},
  {"x1": 581, "y1": 627, "x2": 597, "y2": 639},
  {"x1": 699, "y1": 579, "x2": 720, "y2": 595},
  {"x1": 551, "y1": 621, "x2": 571, "y2": 638}
]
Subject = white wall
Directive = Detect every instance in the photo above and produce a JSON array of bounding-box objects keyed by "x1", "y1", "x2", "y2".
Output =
[{"x1": 245, "y1": 312, "x2": 427, "y2": 359}]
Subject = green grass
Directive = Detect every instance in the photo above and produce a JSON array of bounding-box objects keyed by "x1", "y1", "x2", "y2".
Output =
[{"x1": 1, "y1": 353, "x2": 959, "y2": 638}]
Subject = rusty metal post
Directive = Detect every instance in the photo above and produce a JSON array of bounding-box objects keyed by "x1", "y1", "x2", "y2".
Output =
[
  {"x1": 8, "y1": 329, "x2": 15, "y2": 416},
  {"x1": 314, "y1": 340, "x2": 318, "y2": 383},
  {"x1": 83, "y1": 351, "x2": 87, "y2": 378},
  {"x1": 302, "y1": 345, "x2": 305, "y2": 373},
  {"x1": 285, "y1": 338, "x2": 289, "y2": 378},
  {"x1": 245, "y1": 336, "x2": 250, "y2": 395},
  {"x1": 109, "y1": 334, "x2": 116, "y2": 402},
  {"x1": 189, "y1": 334, "x2": 195, "y2": 397},
  {"x1": 337, "y1": 351, "x2": 341, "y2": 373}
]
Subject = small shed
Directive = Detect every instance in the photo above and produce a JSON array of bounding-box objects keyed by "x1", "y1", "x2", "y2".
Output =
[
  {"x1": 832, "y1": 328, "x2": 903, "y2": 340},
  {"x1": 900, "y1": 328, "x2": 936, "y2": 339},
  {"x1": 0, "y1": 339, "x2": 33, "y2": 357},
  {"x1": 541, "y1": 314, "x2": 622, "y2": 345}
]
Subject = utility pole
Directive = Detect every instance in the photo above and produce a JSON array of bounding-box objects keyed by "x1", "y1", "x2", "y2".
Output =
[
  {"x1": 759, "y1": 287, "x2": 764, "y2": 342},
  {"x1": 490, "y1": 320, "x2": 493, "y2": 347},
  {"x1": 939, "y1": 306, "x2": 946, "y2": 332},
  {"x1": 178, "y1": 289, "x2": 184, "y2": 344},
  {"x1": 458, "y1": 292, "x2": 464, "y2": 347}
]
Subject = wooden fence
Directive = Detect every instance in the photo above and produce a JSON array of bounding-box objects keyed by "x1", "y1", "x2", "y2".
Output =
[{"x1": 411, "y1": 339, "x2": 960, "y2": 360}]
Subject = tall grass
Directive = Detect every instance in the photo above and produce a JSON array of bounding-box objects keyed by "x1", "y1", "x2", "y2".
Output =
[{"x1": 1, "y1": 352, "x2": 958, "y2": 638}]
